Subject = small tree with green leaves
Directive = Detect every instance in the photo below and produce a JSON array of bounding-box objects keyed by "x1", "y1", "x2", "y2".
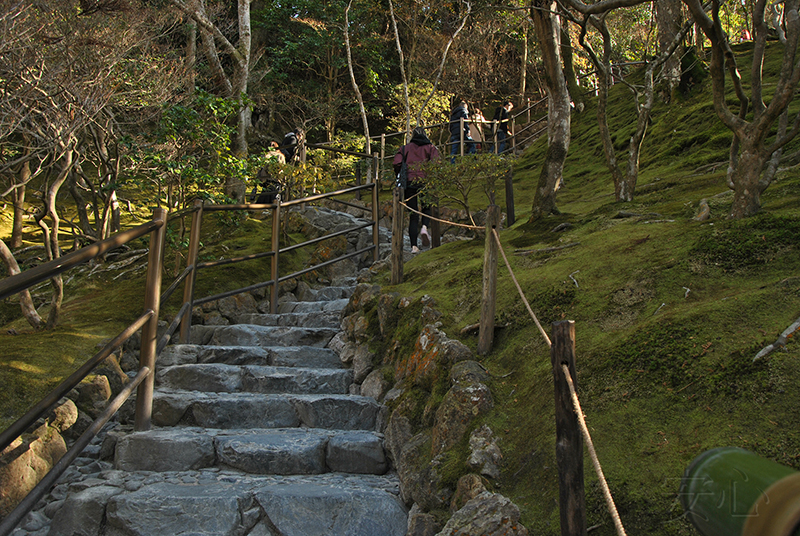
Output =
[{"x1": 419, "y1": 154, "x2": 512, "y2": 228}]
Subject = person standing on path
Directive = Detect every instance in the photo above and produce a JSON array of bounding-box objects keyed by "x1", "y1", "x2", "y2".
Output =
[
  {"x1": 449, "y1": 101, "x2": 476, "y2": 163},
  {"x1": 393, "y1": 127, "x2": 441, "y2": 253},
  {"x1": 492, "y1": 100, "x2": 514, "y2": 154}
]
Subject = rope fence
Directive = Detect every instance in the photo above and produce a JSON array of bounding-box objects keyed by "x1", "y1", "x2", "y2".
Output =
[
  {"x1": 483, "y1": 223, "x2": 628, "y2": 536},
  {"x1": 398, "y1": 199, "x2": 482, "y2": 231}
]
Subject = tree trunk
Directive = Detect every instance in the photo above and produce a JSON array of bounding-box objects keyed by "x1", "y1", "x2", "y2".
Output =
[
  {"x1": 10, "y1": 159, "x2": 29, "y2": 249},
  {"x1": 345, "y1": 1, "x2": 371, "y2": 154},
  {"x1": 656, "y1": 0, "x2": 683, "y2": 100},
  {"x1": 729, "y1": 149, "x2": 766, "y2": 218},
  {"x1": 561, "y1": 24, "x2": 583, "y2": 110},
  {"x1": 530, "y1": 0, "x2": 571, "y2": 220},
  {"x1": 0, "y1": 239, "x2": 43, "y2": 330}
]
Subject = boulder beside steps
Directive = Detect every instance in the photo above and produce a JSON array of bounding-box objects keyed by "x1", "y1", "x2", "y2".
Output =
[{"x1": 32, "y1": 283, "x2": 408, "y2": 536}]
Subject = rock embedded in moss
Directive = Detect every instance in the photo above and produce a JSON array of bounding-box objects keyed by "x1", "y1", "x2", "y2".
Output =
[
  {"x1": 435, "y1": 491, "x2": 528, "y2": 536},
  {"x1": 432, "y1": 382, "x2": 494, "y2": 457}
]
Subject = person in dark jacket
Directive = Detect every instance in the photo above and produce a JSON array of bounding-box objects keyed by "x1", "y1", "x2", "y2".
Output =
[
  {"x1": 448, "y1": 101, "x2": 476, "y2": 163},
  {"x1": 393, "y1": 127, "x2": 441, "y2": 253},
  {"x1": 492, "y1": 100, "x2": 514, "y2": 154},
  {"x1": 280, "y1": 127, "x2": 304, "y2": 163}
]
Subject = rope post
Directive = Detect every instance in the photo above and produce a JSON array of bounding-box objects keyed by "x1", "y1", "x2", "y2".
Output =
[
  {"x1": 179, "y1": 199, "x2": 203, "y2": 344},
  {"x1": 391, "y1": 186, "x2": 404, "y2": 284},
  {"x1": 431, "y1": 204, "x2": 441, "y2": 248},
  {"x1": 552, "y1": 320, "x2": 587, "y2": 536},
  {"x1": 504, "y1": 168, "x2": 516, "y2": 226},
  {"x1": 270, "y1": 195, "x2": 282, "y2": 315},
  {"x1": 477, "y1": 204, "x2": 500, "y2": 355},
  {"x1": 134, "y1": 207, "x2": 167, "y2": 432}
]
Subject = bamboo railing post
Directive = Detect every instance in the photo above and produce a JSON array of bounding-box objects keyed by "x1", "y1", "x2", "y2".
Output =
[
  {"x1": 552, "y1": 320, "x2": 587, "y2": 536},
  {"x1": 460, "y1": 117, "x2": 465, "y2": 157},
  {"x1": 391, "y1": 187, "x2": 404, "y2": 284},
  {"x1": 270, "y1": 195, "x2": 282, "y2": 315},
  {"x1": 355, "y1": 162, "x2": 362, "y2": 201},
  {"x1": 504, "y1": 168, "x2": 516, "y2": 226},
  {"x1": 179, "y1": 199, "x2": 204, "y2": 343},
  {"x1": 492, "y1": 120, "x2": 499, "y2": 154},
  {"x1": 431, "y1": 205, "x2": 441, "y2": 248},
  {"x1": 134, "y1": 207, "x2": 167, "y2": 431},
  {"x1": 372, "y1": 154, "x2": 380, "y2": 263},
  {"x1": 477, "y1": 204, "x2": 500, "y2": 355}
]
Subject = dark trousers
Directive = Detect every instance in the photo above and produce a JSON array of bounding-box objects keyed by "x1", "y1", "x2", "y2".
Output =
[{"x1": 405, "y1": 183, "x2": 430, "y2": 248}]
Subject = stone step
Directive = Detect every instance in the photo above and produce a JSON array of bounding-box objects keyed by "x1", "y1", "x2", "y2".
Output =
[
  {"x1": 297, "y1": 285, "x2": 355, "y2": 302},
  {"x1": 114, "y1": 427, "x2": 388, "y2": 475},
  {"x1": 47, "y1": 471, "x2": 406, "y2": 536},
  {"x1": 122, "y1": 390, "x2": 383, "y2": 430},
  {"x1": 233, "y1": 311, "x2": 341, "y2": 329},
  {"x1": 160, "y1": 345, "x2": 344, "y2": 369},
  {"x1": 189, "y1": 324, "x2": 338, "y2": 348},
  {"x1": 277, "y1": 297, "x2": 349, "y2": 314},
  {"x1": 156, "y1": 363, "x2": 353, "y2": 395}
]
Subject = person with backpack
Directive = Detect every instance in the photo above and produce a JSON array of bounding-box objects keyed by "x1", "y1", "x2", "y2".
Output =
[
  {"x1": 393, "y1": 127, "x2": 441, "y2": 253},
  {"x1": 251, "y1": 140, "x2": 285, "y2": 204},
  {"x1": 492, "y1": 100, "x2": 514, "y2": 154},
  {"x1": 280, "y1": 127, "x2": 304, "y2": 164}
]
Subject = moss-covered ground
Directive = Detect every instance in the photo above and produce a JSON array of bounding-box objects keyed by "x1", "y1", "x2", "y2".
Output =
[{"x1": 2, "y1": 41, "x2": 800, "y2": 535}]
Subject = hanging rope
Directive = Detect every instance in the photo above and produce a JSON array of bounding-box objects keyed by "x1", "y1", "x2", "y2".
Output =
[
  {"x1": 561, "y1": 364, "x2": 628, "y2": 536},
  {"x1": 491, "y1": 228, "x2": 551, "y2": 347},
  {"x1": 398, "y1": 200, "x2": 483, "y2": 230}
]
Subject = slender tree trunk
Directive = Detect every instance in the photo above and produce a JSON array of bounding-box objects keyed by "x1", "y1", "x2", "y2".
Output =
[
  {"x1": 186, "y1": 18, "x2": 197, "y2": 95},
  {"x1": 561, "y1": 24, "x2": 583, "y2": 110},
  {"x1": 36, "y1": 146, "x2": 74, "y2": 329},
  {"x1": 530, "y1": 0, "x2": 570, "y2": 219},
  {"x1": 389, "y1": 0, "x2": 412, "y2": 137},
  {"x1": 520, "y1": 24, "x2": 529, "y2": 100},
  {"x1": 10, "y1": 158, "x2": 29, "y2": 249},
  {"x1": 345, "y1": 1, "x2": 371, "y2": 154},
  {"x1": 0, "y1": 239, "x2": 43, "y2": 330}
]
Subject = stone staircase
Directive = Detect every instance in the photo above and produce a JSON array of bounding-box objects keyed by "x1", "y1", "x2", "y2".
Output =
[{"x1": 24, "y1": 284, "x2": 408, "y2": 536}]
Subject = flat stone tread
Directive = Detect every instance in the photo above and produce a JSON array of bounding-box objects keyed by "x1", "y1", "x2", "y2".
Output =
[
  {"x1": 233, "y1": 311, "x2": 341, "y2": 328},
  {"x1": 156, "y1": 363, "x2": 353, "y2": 394},
  {"x1": 159, "y1": 345, "x2": 344, "y2": 368},
  {"x1": 189, "y1": 324, "x2": 339, "y2": 348},
  {"x1": 277, "y1": 298, "x2": 349, "y2": 314}
]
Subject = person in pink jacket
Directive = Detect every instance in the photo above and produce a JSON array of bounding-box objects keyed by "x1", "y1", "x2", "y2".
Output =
[{"x1": 393, "y1": 127, "x2": 441, "y2": 253}]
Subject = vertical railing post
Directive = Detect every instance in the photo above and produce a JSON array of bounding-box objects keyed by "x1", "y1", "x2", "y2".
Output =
[
  {"x1": 179, "y1": 199, "x2": 204, "y2": 344},
  {"x1": 355, "y1": 162, "x2": 362, "y2": 201},
  {"x1": 134, "y1": 207, "x2": 167, "y2": 432},
  {"x1": 552, "y1": 320, "x2": 587, "y2": 536},
  {"x1": 477, "y1": 204, "x2": 500, "y2": 355},
  {"x1": 492, "y1": 120, "x2": 499, "y2": 154},
  {"x1": 504, "y1": 168, "x2": 516, "y2": 226},
  {"x1": 391, "y1": 186, "x2": 404, "y2": 285},
  {"x1": 527, "y1": 97, "x2": 531, "y2": 122},
  {"x1": 459, "y1": 117, "x2": 465, "y2": 157},
  {"x1": 372, "y1": 154, "x2": 380, "y2": 263},
  {"x1": 270, "y1": 195, "x2": 282, "y2": 315},
  {"x1": 431, "y1": 205, "x2": 441, "y2": 248}
]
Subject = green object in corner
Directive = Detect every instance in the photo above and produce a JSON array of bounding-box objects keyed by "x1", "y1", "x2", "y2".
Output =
[{"x1": 680, "y1": 447, "x2": 800, "y2": 536}]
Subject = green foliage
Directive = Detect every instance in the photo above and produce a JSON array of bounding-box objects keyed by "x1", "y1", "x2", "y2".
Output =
[
  {"x1": 420, "y1": 154, "x2": 513, "y2": 222},
  {"x1": 386, "y1": 79, "x2": 452, "y2": 133},
  {"x1": 123, "y1": 90, "x2": 262, "y2": 206}
]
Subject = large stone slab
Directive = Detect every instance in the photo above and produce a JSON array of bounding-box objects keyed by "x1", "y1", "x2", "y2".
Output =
[
  {"x1": 159, "y1": 345, "x2": 344, "y2": 368},
  {"x1": 115, "y1": 428, "x2": 215, "y2": 472},
  {"x1": 326, "y1": 431, "x2": 388, "y2": 474},
  {"x1": 254, "y1": 482, "x2": 407, "y2": 536},
  {"x1": 233, "y1": 311, "x2": 341, "y2": 329},
  {"x1": 105, "y1": 482, "x2": 246, "y2": 536},
  {"x1": 215, "y1": 429, "x2": 328, "y2": 475},
  {"x1": 240, "y1": 365, "x2": 352, "y2": 394},
  {"x1": 157, "y1": 364, "x2": 352, "y2": 395},
  {"x1": 289, "y1": 394, "x2": 381, "y2": 430},
  {"x1": 279, "y1": 298, "x2": 349, "y2": 314},
  {"x1": 190, "y1": 325, "x2": 338, "y2": 348}
]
